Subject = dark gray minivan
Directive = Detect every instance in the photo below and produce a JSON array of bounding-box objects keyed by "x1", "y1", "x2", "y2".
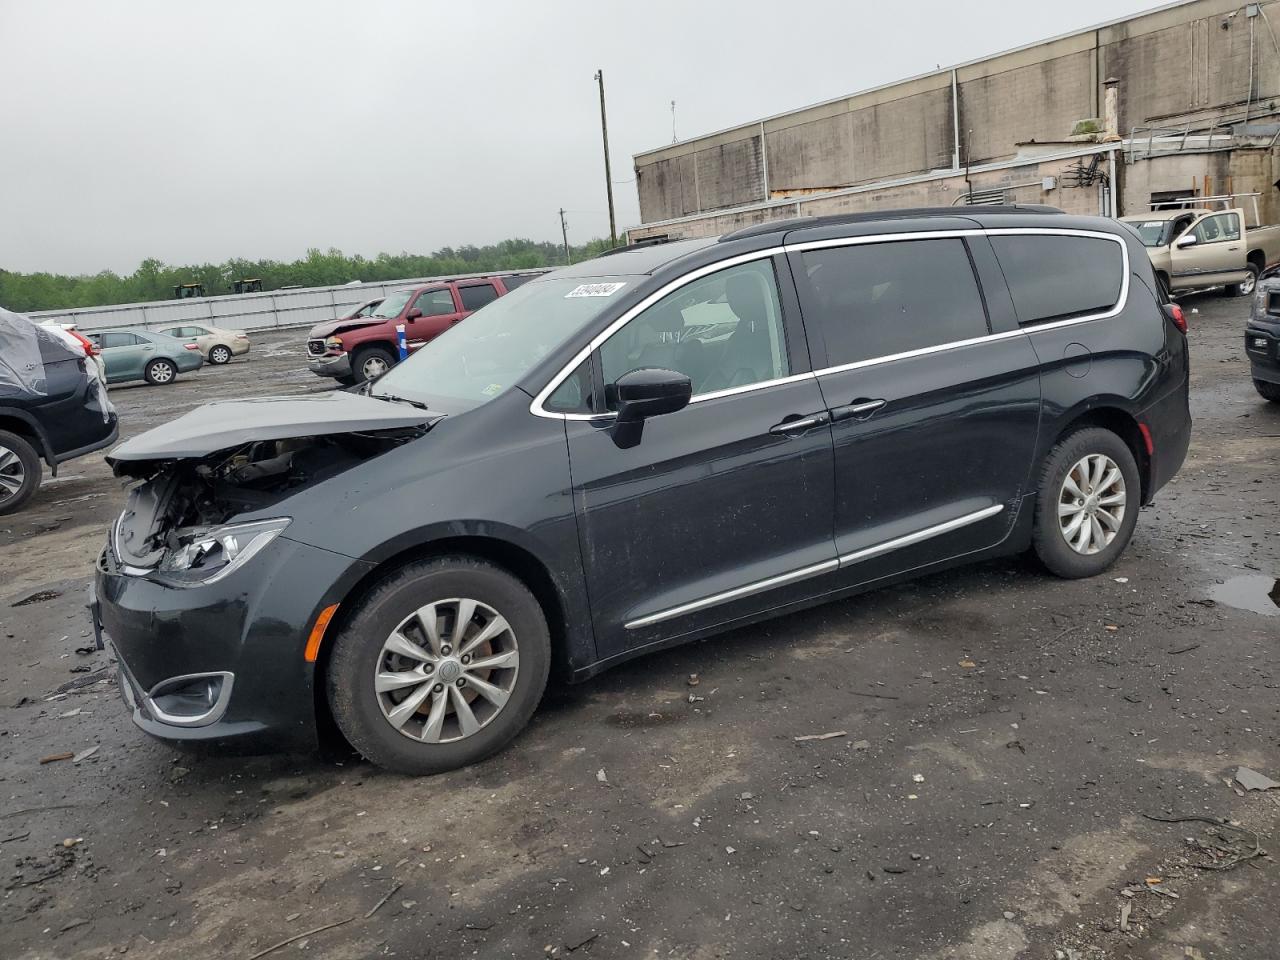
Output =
[{"x1": 95, "y1": 207, "x2": 1191, "y2": 774}]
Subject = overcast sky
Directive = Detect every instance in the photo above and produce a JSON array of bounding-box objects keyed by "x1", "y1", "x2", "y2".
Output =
[{"x1": 1, "y1": 0, "x2": 1168, "y2": 276}]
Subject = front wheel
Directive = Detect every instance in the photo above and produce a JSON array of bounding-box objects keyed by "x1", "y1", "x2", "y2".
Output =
[
  {"x1": 326, "y1": 557, "x2": 551, "y2": 775},
  {"x1": 144, "y1": 358, "x2": 177, "y2": 385},
  {"x1": 352, "y1": 345, "x2": 396, "y2": 384},
  {"x1": 1227, "y1": 263, "x2": 1260, "y2": 298},
  {"x1": 1256, "y1": 378, "x2": 1280, "y2": 403},
  {"x1": 1032, "y1": 427, "x2": 1141, "y2": 579}
]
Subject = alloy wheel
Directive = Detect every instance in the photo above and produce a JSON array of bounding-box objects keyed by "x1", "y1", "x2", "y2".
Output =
[
  {"x1": 1240, "y1": 271, "x2": 1257, "y2": 297},
  {"x1": 210, "y1": 346, "x2": 231, "y2": 364},
  {"x1": 151, "y1": 361, "x2": 174, "y2": 383},
  {"x1": 0, "y1": 443, "x2": 26, "y2": 507},
  {"x1": 374, "y1": 598, "x2": 520, "y2": 743},
  {"x1": 362, "y1": 355, "x2": 390, "y2": 380},
  {"x1": 1057, "y1": 453, "x2": 1126, "y2": 555}
]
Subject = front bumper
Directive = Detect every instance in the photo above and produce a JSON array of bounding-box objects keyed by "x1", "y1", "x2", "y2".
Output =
[
  {"x1": 94, "y1": 533, "x2": 372, "y2": 752},
  {"x1": 1246, "y1": 323, "x2": 1280, "y2": 384},
  {"x1": 307, "y1": 351, "x2": 351, "y2": 379}
]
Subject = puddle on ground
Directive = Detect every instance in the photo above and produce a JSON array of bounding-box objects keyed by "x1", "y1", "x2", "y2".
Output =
[{"x1": 1209, "y1": 575, "x2": 1280, "y2": 617}]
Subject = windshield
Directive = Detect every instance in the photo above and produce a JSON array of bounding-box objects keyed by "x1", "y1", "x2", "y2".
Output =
[
  {"x1": 371, "y1": 290, "x2": 413, "y2": 319},
  {"x1": 370, "y1": 276, "x2": 632, "y2": 408},
  {"x1": 1130, "y1": 220, "x2": 1176, "y2": 247}
]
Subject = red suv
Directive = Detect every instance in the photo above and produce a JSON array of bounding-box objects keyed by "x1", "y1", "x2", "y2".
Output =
[{"x1": 306, "y1": 274, "x2": 541, "y2": 384}]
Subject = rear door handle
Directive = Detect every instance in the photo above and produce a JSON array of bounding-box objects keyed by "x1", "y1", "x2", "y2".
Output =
[
  {"x1": 769, "y1": 412, "x2": 830, "y2": 435},
  {"x1": 829, "y1": 398, "x2": 886, "y2": 422}
]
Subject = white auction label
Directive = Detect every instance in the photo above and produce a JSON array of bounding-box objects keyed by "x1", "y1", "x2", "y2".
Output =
[{"x1": 564, "y1": 282, "x2": 627, "y2": 298}]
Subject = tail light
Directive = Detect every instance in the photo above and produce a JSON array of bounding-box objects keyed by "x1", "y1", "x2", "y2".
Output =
[
  {"x1": 68, "y1": 329, "x2": 98, "y2": 356},
  {"x1": 184, "y1": 343, "x2": 201, "y2": 351},
  {"x1": 1163, "y1": 303, "x2": 1187, "y2": 334}
]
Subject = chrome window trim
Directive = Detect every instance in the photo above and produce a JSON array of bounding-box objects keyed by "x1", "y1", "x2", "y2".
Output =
[
  {"x1": 531, "y1": 247, "x2": 787, "y2": 420},
  {"x1": 532, "y1": 228, "x2": 1130, "y2": 421},
  {"x1": 623, "y1": 503, "x2": 1005, "y2": 630}
]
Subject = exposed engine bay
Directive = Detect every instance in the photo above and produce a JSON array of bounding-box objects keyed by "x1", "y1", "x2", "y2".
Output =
[{"x1": 110, "y1": 429, "x2": 420, "y2": 573}]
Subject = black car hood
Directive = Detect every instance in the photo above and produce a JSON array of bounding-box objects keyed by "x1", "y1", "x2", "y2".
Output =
[{"x1": 108, "y1": 393, "x2": 441, "y2": 462}]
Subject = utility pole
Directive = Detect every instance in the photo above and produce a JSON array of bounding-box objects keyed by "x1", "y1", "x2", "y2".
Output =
[
  {"x1": 559, "y1": 208, "x2": 572, "y2": 265},
  {"x1": 671, "y1": 100, "x2": 677, "y2": 143},
  {"x1": 594, "y1": 69, "x2": 617, "y2": 248}
]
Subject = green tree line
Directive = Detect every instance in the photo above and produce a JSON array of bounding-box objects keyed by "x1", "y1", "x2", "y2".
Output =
[{"x1": 0, "y1": 236, "x2": 621, "y2": 313}]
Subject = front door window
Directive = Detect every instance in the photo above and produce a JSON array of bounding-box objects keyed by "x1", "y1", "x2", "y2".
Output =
[{"x1": 598, "y1": 259, "x2": 789, "y2": 399}]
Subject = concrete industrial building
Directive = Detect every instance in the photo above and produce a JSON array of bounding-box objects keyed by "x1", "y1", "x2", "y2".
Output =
[{"x1": 629, "y1": 0, "x2": 1280, "y2": 240}]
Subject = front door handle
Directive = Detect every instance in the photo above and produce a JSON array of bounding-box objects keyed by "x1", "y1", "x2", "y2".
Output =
[
  {"x1": 830, "y1": 398, "x2": 886, "y2": 422},
  {"x1": 769, "y1": 412, "x2": 830, "y2": 435}
]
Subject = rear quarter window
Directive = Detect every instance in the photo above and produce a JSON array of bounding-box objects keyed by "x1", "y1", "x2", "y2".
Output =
[{"x1": 991, "y1": 235, "x2": 1124, "y2": 325}]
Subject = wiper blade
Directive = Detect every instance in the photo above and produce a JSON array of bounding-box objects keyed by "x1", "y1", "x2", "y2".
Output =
[{"x1": 370, "y1": 392, "x2": 429, "y2": 410}]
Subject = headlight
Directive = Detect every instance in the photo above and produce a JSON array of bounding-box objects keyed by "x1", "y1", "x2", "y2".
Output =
[
  {"x1": 324, "y1": 336, "x2": 344, "y2": 351},
  {"x1": 156, "y1": 518, "x2": 290, "y2": 586}
]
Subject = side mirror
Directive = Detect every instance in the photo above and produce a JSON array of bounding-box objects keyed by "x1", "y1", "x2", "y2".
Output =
[
  {"x1": 406, "y1": 307, "x2": 423, "y2": 320},
  {"x1": 1175, "y1": 234, "x2": 1198, "y2": 249},
  {"x1": 612, "y1": 368, "x2": 692, "y2": 422},
  {"x1": 609, "y1": 368, "x2": 692, "y2": 448}
]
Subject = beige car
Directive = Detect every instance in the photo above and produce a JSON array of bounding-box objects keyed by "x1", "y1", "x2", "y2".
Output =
[
  {"x1": 154, "y1": 323, "x2": 250, "y2": 365},
  {"x1": 1122, "y1": 207, "x2": 1280, "y2": 297}
]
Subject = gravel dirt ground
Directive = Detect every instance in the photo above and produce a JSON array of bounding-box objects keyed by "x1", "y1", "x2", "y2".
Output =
[{"x1": 1, "y1": 298, "x2": 1277, "y2": 960}]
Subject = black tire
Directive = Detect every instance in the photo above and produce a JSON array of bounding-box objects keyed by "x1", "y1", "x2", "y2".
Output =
[
  {"x1": 1256, "y1": 378, "x2": 1280, "y2": 403},
  {"x1": 209, "y1": 345, "x2": 232, "y2": 365},
  {"x1": 0, "y1": 430, "x2": 41, "y2": 516},
  {"x1": 351, "y1": 345, "x2": 396, "y2": 384},
  {"x1": 1226, "y1": 263, "x2": 1260, "y2": 298},
  {"x1": 335, "y1": 374, "x2": 359, "y2": 388},
  {"x1": 1032, "y1": 427, "x2": 1141, "y2": 579},
  {"x1": 326, "y1": 556, "x2": 551, "y2": 775},
  {"x1": 144, "y1": 358, "x2": 177, "y2": 385}
]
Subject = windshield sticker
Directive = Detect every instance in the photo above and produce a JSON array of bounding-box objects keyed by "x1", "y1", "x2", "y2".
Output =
[
  {"x1": 565, "y1": 282, "x2": 627, "y2": 299},
  {"x1": 481, "y1": 382, "x2": 503, "y2": 397}
]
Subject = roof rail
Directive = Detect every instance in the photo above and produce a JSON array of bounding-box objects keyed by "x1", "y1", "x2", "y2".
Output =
[
  {"x1": 596, "y1": 235, "x2": 674, "y2": 257},
  {"x1": 717, "y1": 204, "x2": 1062, "y2": 242}
]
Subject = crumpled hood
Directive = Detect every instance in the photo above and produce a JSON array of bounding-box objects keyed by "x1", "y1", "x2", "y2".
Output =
[
  {"x1": 108, "y1": 393, "x2": 440, "y2": 462},
  {"x1": 307, "y1": 316, "x2": 388, "y2": 339}
]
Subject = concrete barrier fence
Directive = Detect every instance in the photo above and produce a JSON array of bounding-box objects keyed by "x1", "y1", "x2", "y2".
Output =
[{"x1": 25, "y1": 268, "x2": 550, "y2": 335}]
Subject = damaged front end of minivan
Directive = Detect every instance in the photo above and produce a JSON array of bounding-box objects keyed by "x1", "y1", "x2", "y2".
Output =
[{"x1": 94, "y1": 394, "x2": 440, "y2": 748}]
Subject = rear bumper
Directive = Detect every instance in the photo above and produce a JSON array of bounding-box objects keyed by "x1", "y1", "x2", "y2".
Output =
[
  {"x1": 1246, "y1": 324, "x2": 1280, "y2": 384},
  {"x1": 230, "y1": 340, "x2": 251, "y2": 357},
  {"x1": 177, "y1": 352, "x2": 205, "y2": 373},
  {"x1": 307, "y1": 351, "x2": 351, "y2": 379},
  {"x1": 1140, "y1": 380, "x2": 1192, "y2": 502},
  {"x1": 53, "y1": 414, "x2": 119, "y2": 466}
]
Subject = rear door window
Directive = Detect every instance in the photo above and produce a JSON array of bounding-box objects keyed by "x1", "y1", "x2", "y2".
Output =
[
  {"x1": 100, "y1": 332, "x2": 141, "y2": 348},
  {"x1": 796, "y1": 238, "x2": 989, "y2": 365},
  {"x1": 458, "y1": 284, "x2": 499, "y2": 312},
  {"x1": 990, "y1": 235, "x2": 1123, "y2": 325}
]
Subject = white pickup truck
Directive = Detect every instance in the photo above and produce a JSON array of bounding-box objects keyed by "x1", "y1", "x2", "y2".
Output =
[{"x1": 1121, "y1": 207, "x2": 1280, "y2": 297}]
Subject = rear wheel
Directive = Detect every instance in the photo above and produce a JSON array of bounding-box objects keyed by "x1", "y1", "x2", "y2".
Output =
[
  {"x1": 1032, "y1": 427, "x2": 1140, "y2": 579},
  {"x1": 1256, "y1": 378, "x2": 1280, "y2": 403},
  {"x1": 208, "y1": 344, "x2": 232, "y2": 365},
  {"x1": 0, "y1": 430, "x2": 41, "y2": 516},
  {"x1": 1227, "y1": 263, "x2": 1260, "y2": 298},
  {"x1": 326, "y1": 557, "x2": 551, "y2": 775},
  {"x1": 144, "y1": 358, "x2": 177, "y2": 385},
  {"x1": 352, "y1": 345, "x2": 396, "y2": 383}
]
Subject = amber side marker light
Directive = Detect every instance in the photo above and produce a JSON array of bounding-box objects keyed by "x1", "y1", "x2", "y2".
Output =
[{"x1": 304, "y1": 604, "x2": 340, "y2": 662}]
